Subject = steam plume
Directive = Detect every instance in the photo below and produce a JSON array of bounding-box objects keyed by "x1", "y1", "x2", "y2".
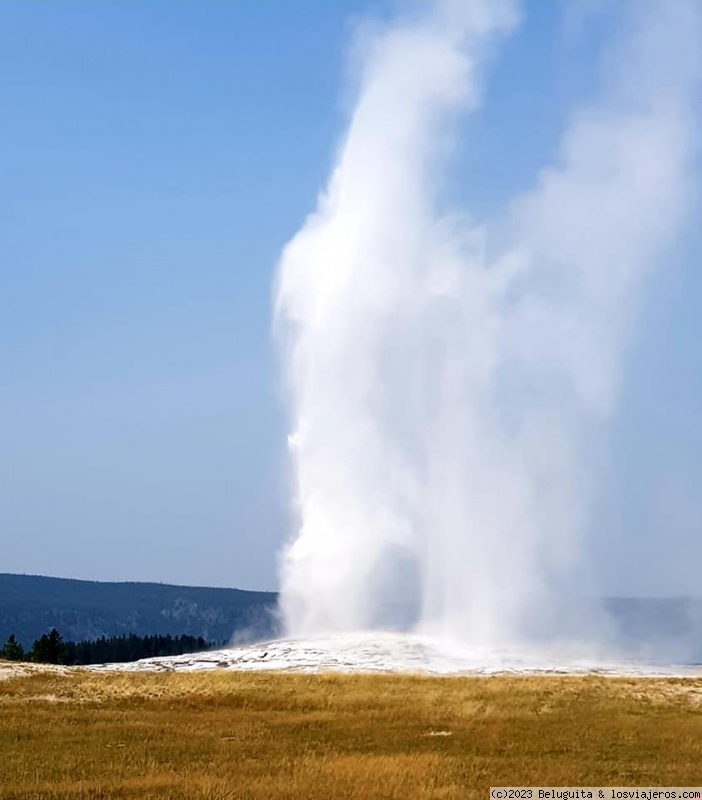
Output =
[{"x1": 274, "y1": 0, "x2": 701, "y2": 647}]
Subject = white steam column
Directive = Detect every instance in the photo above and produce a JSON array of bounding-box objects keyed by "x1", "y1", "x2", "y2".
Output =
[{"x1": 274, "y1": 0, "x2": 701, "y2": 647}]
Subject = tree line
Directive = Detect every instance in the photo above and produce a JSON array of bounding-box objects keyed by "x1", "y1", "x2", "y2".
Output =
[{"x1": 0, "y1": 629, "x2": 222, "y2": 665}]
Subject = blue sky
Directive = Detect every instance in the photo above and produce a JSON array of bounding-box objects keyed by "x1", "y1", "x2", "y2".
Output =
[{"x1": 2, "y1": 1, "x2": 701, "y2": 594}]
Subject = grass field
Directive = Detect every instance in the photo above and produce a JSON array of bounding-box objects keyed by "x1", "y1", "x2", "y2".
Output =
[{"x1": 1, "y1": 665, "x2": 701, "y2": 799}]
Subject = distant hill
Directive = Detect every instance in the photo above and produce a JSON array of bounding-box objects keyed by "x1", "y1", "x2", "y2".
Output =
[
  {"x1": 603, "y1": 597, "x2": 702, "y2": 661},
  {"x1": 3, "y1": 573, "x2": 700, "y2": 661},
  {"x1": 0, "y1": 573, "x2": 279, "y2": 648}
]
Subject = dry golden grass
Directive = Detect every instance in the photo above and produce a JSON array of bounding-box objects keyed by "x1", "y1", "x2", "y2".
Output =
[{"x1": 0, "y1": 667, "x2": 701, "y2": 799}]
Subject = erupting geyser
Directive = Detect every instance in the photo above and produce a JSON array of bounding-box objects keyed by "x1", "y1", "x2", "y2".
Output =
[{"x1": 274, "y1": 0, "x2": 702, "y2": 649}]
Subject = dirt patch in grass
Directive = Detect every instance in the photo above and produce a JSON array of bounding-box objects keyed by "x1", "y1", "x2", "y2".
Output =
[{"x1": 0, "y1": 661, "x2": 70, "y2": 682}]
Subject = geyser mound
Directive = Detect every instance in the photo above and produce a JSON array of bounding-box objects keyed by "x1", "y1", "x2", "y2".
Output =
[{"x1": 86, "y1": 632, "x2": 702, "y2": 677}]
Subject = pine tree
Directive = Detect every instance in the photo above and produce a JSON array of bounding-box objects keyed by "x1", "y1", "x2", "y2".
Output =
[
  {"x1": 30, "y1": 628, "x2": 66, "y2": 664},
  {"x1": 1, "y1": 634, "x2": 24, "y2": 661}
]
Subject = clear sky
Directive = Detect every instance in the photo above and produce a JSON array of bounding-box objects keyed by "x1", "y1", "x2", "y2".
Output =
[{"x1": 2, "y1": 1, "x2": 701, "y2": 595}]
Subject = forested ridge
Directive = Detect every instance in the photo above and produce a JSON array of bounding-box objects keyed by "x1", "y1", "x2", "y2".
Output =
[{"x1": 0, "y1": 573, "x2": 278, "y2": 647}]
